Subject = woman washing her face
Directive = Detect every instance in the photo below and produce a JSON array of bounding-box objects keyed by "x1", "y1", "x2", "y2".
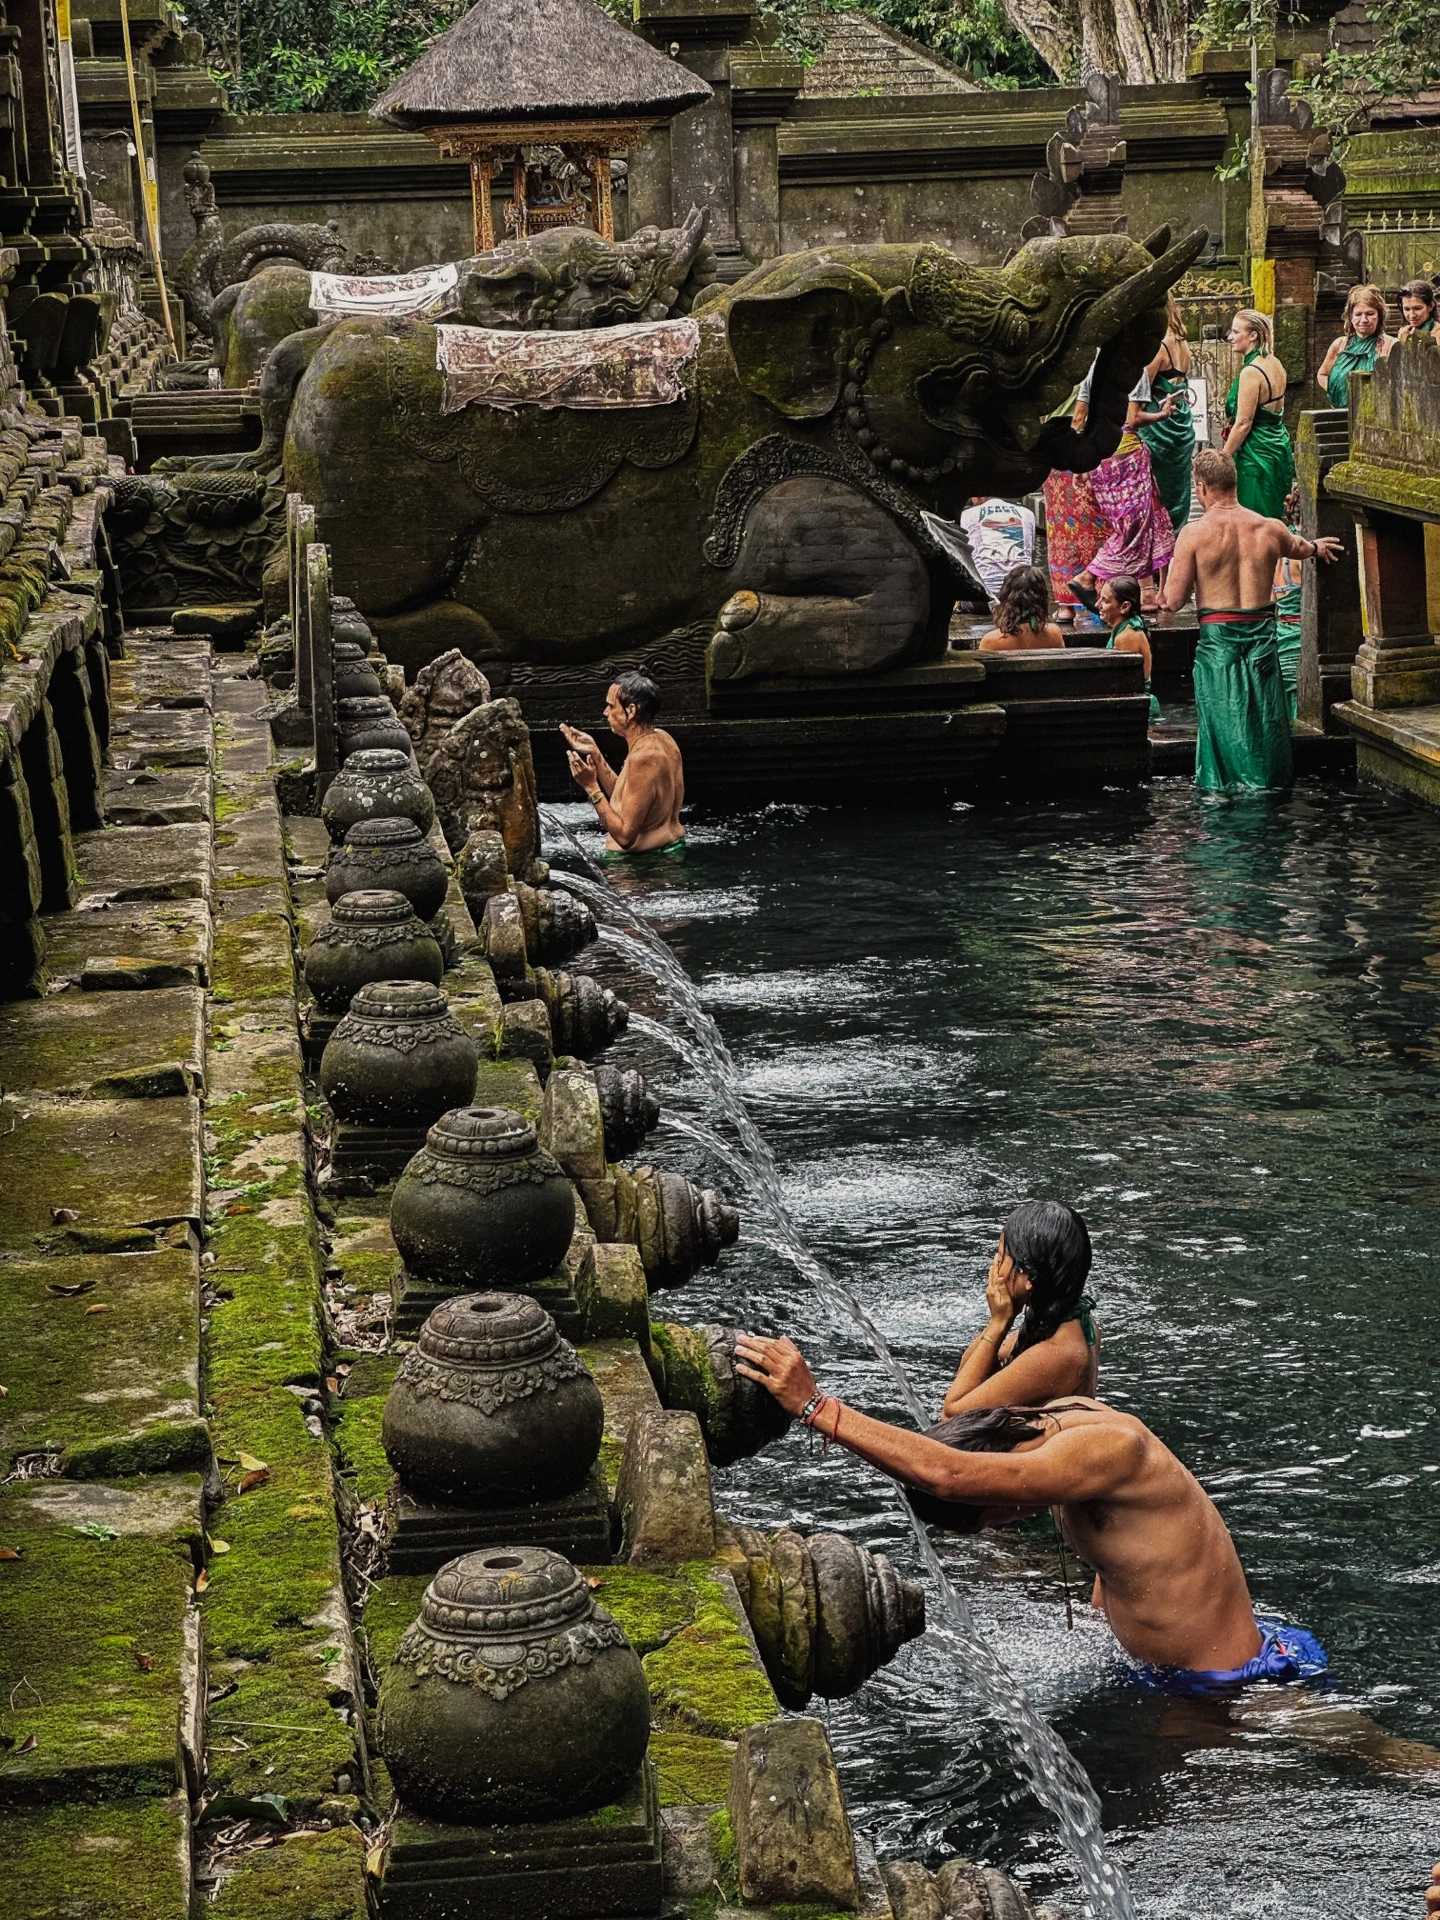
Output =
[{"x1": 940, "y1": 1199, "x2": 1099, "y2": 1416}]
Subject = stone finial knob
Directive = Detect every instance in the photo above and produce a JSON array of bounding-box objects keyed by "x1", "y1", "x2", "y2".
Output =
[
  {"x1": 378, "y1": 1546, "x2": 651, "y2": 1822},
  {"x1": 303, "y1": 888, "x2": 444, "y2": 1013},
  {"x1": 382, "y1": 1291, "x2": 602, "y2": 1504},
  {"x1": 321, "y1": 747, "x2": 435, "y2": 844},
  {"x1": 320, "y1": 979, "x2": 476, "y2": 1129},
  {"x1": 326, "y1": 814, "x2": 448, "y2": 919},
  {"x1": 390, "y1": 1105, "x2": 577, "y2": 1293}
]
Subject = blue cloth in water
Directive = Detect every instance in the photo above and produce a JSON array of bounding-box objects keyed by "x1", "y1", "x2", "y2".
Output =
[{"x1": 1132, "y1": 1615, "x2": 1329, "y2": 1696}]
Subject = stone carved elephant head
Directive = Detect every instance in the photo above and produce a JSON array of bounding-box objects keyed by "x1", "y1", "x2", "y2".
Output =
[
  {"x1": 455, "y1": 205, "x2": 715, "y2": 330},
  {"x1": 715, "y1": 223, "x2": 1206, "y2": 497}
]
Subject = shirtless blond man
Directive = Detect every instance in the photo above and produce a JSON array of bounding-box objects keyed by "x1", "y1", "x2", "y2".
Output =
[
  {"x1": 561, "y1": 671, "x2": 685, "y2": 857},
  {"x1": 1161, "y1": 449, "x2": 1342, "y2": 793},
  {"x1": 735, "y1": 1332, "x2": 1326, "y2": 1688}
]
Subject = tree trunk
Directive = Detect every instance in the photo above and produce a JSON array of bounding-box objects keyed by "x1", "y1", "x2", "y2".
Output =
[{"x1": 1000, "y1": 0, "x2": 1190, "y2": 84}]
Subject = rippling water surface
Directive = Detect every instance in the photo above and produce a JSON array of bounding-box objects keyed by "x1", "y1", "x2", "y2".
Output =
[{"x1": 555, "y1": 782, "x2": 1440, "y2": 1917}]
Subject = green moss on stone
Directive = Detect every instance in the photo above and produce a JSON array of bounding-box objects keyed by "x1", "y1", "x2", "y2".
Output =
[
  {"x1": 651, "y1": 1730, "x2": 736, "y2": 1809},
  {"x1": 207, "y1": 1196, "x2": 323, "y2": 1393},
  {"x1": 2, "y1": 1794, "x2": 191, "y2": 1919},
  {"x1": 641, "y1": 1566, "x2": 778, "y2": 1740},
  {"x1": 332, "y1": 1358, "x2": 398, "y2": 1513},
  {"x1": 209, "y1": 911, "x2": 296, "y2": 1007},
  {"x1": 581, "y1": 1562, "x2": 699, "y2": 1655},
  {"x1": 470, "y1": 1056, "x2": 543, "y2": 1126},
  {"x1": 359, "y1": 1573, "x2": 429, "y2": 1673},
  {"x1": 208, "y1": 1826, "x2": 370, "y2": 1919},
  {"x1": 0, "y1": 1484, "x2": 198, "y2": 1806},
  {"x1": 67, "y1": 1417, "x2": 211, "y2": 1481}
]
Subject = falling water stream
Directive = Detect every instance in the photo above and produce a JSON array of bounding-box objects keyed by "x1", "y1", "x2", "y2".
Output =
[{"x1": 543, "y1": 814, "x2": 1135, "y2": 1920}]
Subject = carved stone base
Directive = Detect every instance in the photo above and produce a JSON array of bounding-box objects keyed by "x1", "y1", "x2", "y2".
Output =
[
  {"x1": 1350, "y1": 640, "x2": 1440, "y2": 710},
  {"x1": 325, "y1": 1120, "x2": 430, "y2": 1190},
  {"x1": 394, "y1": 1264, "x2": 584, "y2": 1340},
  {"x1": 267, "y1": 690, "x2": 313, "y2": 748},
  {"x1": 301, "y1": 1005, "x2": 340, "y2": 1063},
  {"x1": 377, "y1": 1764, "x2": 662, "y2": 1920},
  {"x1": 383, "y1": 1469, "x2": 611, "y2": 1573}
]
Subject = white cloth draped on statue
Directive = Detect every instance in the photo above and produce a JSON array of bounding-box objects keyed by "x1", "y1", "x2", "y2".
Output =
[
  {"x1": 435, "y1": 317, "x2": 700, "y2": 415},
  {"x1": 309, "y1": 262, "x2": 461, "y2": 319}
]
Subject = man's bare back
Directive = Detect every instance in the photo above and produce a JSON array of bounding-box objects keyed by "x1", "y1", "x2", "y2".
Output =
[
  {"x1": 1030, "y1": 1399, "x2": 1262, "y2": 1671},
  {"x1": 1164, "y1": 499, "x2": 1300, "y2": 613},
  {"x1": 607, "y1": 728, "x2": 684, "y2": 852}
]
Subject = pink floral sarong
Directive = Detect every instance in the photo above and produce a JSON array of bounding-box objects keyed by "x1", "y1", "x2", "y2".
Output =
[
  {"x1": 1043, "y1": 469, "x2": 1105, "y2": 609},
  {"x1": 1086, "y1": 437, "x2": 1175, "y2": 582}
]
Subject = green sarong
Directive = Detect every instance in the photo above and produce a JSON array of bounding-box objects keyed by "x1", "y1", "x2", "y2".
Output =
[
  {"x1": 1275, "y1": 575, "x2": 1303, "y2": 720},
  {"x1": 598, "y1": 837, "x2": 686, "y2": 866},
  {"x1": 1137, "y1": 369, "x2": 1195, "y2": 531},
  {"x1": 1193, "y1": 608, "x2": 1293, "y2": 794},
  {"x1": 1107, "y1": 613, "x2": 1161, "y2": 722},
  {"x1": 1324, "y1": 332, "x2": 1380, "y2": 409},
  {"x1": 1227, "y1": 352, "x2": 1294, "y2": 521}
]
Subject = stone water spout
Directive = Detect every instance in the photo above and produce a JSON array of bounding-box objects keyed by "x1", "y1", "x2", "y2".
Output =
[
  {"x1": 591, "y1": 1064, "x2": 660, "y2": 1159},
  {"x1": 533, "y1": 965, "x2": 628, "y2": 1057},
  {"x1": 649, "y1": 1320, "x2": 791, "y2": 1464},
  {"x1": 722, "y1": 1520, "x2": 925, "y2": 1708}
]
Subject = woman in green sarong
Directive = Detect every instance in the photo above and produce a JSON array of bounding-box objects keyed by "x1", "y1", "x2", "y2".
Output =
[
  {"x1": 1223, "y1": 309, "x2": 1293, "y2": 522},
  {"x1": 1098, "y1": 574, "x2": 1161, "y2": 723},
  {"x1": 1272, "y1": 487, "x2": 1304, "y2": 721},
  {"x1": 1397, "y1": 278, "x2": 1438, "y2": 343},
  {"x1": 1139, "y1": 297, "x2": 1196, "y2": 533},
  {"x1": 1318, "y1": 284, "x2": 1392, "y2": 410}
]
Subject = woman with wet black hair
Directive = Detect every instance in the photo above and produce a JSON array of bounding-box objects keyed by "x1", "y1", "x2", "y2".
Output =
[{"x1": 940, "y1": 1200, "x2": 1099, "y2": 1416}]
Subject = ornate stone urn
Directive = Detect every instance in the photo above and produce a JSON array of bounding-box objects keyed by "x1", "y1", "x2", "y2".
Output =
[
  {"x1": 333, "y1": 638, "x2": 384, "y2": 702},
  {"x1": 592, "y1": 1065, "x2": 660, "y2": 1159},
  {"x1": 303, "y1": 888, "x2": 444, "y2": 1014},
  {"x1": 320, "y1": 980, "x2": 477, "y2": 1130},
  {"x1": 326, "y1": 816, "x2": 449, "y2": 920},
  {"x1": 338, "y1": 694, "x2": 412, "y2": 758},
  {"x1": 390, "y1": 1106, "x2": 577, "y2": 1294},
  {"x1": 378, "y1": 1547, "x2": 650, "y2": 1822},
  {"x1": 382, "y1": 1292, "x2": 602, "y2": 1503},
  {"x1": 321, "y1": 747, "x2": 435, "y2": 845}
]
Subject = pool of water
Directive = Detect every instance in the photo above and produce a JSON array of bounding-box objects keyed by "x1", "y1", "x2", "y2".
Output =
[{"x1": 554, "y1": 778, "x2": 1440, "y2": 1918}]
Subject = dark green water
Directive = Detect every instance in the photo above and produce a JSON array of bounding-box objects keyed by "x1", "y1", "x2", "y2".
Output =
[{"x1": 559, "y1": 779, "x2": 1440, "y2": 1918}]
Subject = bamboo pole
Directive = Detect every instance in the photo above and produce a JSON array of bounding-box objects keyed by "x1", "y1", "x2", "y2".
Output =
[{"x1": 117, "y1": 0, "x2": 177, "y2": 353}]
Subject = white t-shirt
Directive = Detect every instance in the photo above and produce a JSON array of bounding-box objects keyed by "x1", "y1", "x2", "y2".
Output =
[{"x1": 959, "y1": 499, "x2": 1036, "y2": 600}]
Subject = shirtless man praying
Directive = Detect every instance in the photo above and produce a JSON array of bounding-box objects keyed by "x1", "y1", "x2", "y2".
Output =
[
  {"x1": 734, "y1": 1332, "x2": 1328, "y2": 1692},
  {"x1": 561, "y1": 671, "x2": 685, "y2": 859}
]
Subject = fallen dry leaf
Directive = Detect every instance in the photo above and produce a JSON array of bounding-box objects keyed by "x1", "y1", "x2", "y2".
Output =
[
  {"x1": 207, "y1": 1537, "x2": 230, "y2": 1556},
  {"x1": 235, "y1": 1451, "x2": 267, "y2": 1473},
  {"x1": 45, "y1": 1280, "x2": 94, "y2": 1297},
  {"x1": 134, "y1": 1652, "x2": 155, "y2": 1673},
  {"x1": 0, "y1": 1547, "x2": 21, "y2": 1562},
  {"x1": 16, "y1": 1734, "x2": 36, "y2": 1754},
  {"x1": 238, "y1": 1468, "x2": 270, "y2": 1494},
  {"x1": 84, "y1": 1303, "x2": 111, "y2": 1316},
  {"x1": 194, "y1": 1568, "x2": 209, "y2": 1593},
  {"x1": 0, "y1": 1384, "x2": 8, "y2": 1396},
  {"x1": 324, "y1": 1376, "x2": 339, "y2": 1395}
]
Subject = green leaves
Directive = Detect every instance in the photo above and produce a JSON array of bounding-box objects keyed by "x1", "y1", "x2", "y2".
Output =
[{"x1": 185, "y1": 0, "x2": 470, "y2": 114}]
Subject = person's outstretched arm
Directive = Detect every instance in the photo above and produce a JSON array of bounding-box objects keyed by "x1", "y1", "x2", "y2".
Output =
[{"x1": 736, "y1": 1335, "x2": 1138, "y2": 1505}]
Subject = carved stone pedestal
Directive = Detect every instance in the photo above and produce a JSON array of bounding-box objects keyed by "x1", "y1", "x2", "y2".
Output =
[
  {"x1": 394, "y1": 1260, "x2": 585, "y2": 1340},
  {"x1": 326, "y1": 1120, "x2": 431, "y2": 1190},
  {"x1": 377, "y1": 1765, "x2": 662, "y2": 1920},
  {"x1": 384, "y1": 1471, "x2": 611, "y2": 1573},
  {"x1": 1350, "y1": 641, "x2": 1440, "y2": 709}
]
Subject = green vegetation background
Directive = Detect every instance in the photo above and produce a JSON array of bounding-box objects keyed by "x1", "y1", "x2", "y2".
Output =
[{"x1": 182, "y1": 0, "x2": 1048, "y2": 117}]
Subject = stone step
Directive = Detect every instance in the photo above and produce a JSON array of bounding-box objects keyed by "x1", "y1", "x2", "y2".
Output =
[
  {"x1": 0, "y1": 984, "x2": 205, "y2": 1096},
  {"x1": 3, "y1": 1795, "x2": 192, "y2": 1920},
  {"x1": 0, "y1": 1092, "x2": 203, "y2": 1251},
  {"x1": 0, "y1": 1248, "x2": 203, "y2": 1479},
  {"x1": 74, "y1": 822, "x2": 212, "y2": 905},
  {"x1": 103, "y1": 766, "x2": 213, "y2": 827},
  {"x1": 0, "y1": 1475, "x2": 203, "y2": 1809}
]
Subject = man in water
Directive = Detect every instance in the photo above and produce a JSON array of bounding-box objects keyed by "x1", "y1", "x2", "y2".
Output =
[
  {"x1": 733, "y1": 1333, "x2": 1326, "y2": 1691},
  {"x1": 561, "y1": 671, "x2": 685, "y2": 859},
  {"x1": 1161, "y1": 448, "x2": 1342, "y2": 794}
]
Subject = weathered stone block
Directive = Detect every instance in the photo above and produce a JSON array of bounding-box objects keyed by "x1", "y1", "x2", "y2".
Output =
[
  {"x1": 499, "y1": 995, "x2": 553, "y2": 1073},
  {"x1": 541, "y1": 1065, "x2": 608, "y2": 1183},
  {"x1": 3, "y1": 1796, "x2": 193, "y2": 1920},
  {"x1": 615, "y1": 1406, "x2": 715, "y2": 1565},
  {"x1": 578, "y1": 1241, "x2": 650, "y2": 1344},
  {"x1": 74, "y1": 823, "x2": 212, "y2": 904},
  {"x1": 729, "y1": 1716, "x2": 860, "y2": 1911},
  {"x1": 0, "y1": 1094, "x2": 203, "y2": 1248},
  {"x1": 0, "y1": 986, "x2": 205, "y2": 1097}
]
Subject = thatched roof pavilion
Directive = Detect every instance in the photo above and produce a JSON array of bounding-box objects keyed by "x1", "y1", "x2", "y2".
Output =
[{"x1": 374, "y1": 0, "x2": 711, "y2": 248}]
